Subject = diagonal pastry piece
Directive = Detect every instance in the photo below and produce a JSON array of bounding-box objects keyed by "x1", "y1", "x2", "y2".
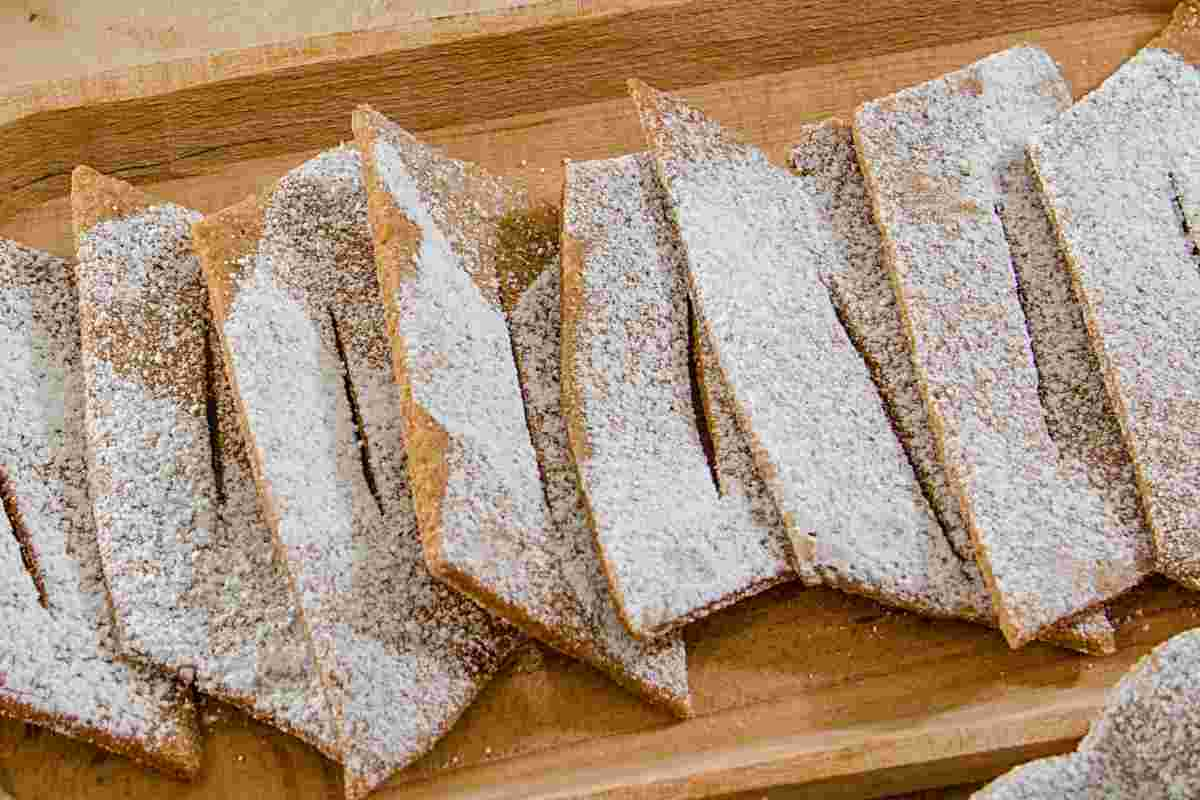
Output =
[
  {"x1": 72, "y1": 165, "x2": 216, "y2": 665},
  {"x1": 1028, "y1": 1, "x2": 1200, "y2": 590},
  {"x1": 854, "y1": 45, "x2": 1153, "y2": 647},
  {"x1": 0, "y1": 236, "x2": 201, "y2": 777},
  {"x1": 628, "y1": 81, "x2": 983, "y2": 627},
  {"x1": 688, "y1": 305, "x2": 824, "y2": 590},
  {"x1": 973, "y1": 627, "x2": 1200, "y2": 798},
  {"x1": 561, "y1": 152, "x2": 794, "y2": 638},
  {"x1": 201, "y1": 330, "x2": 341, "y2": 756},
  {"x1": 193, "y1": 146, "x2": 525, "y2": 799},
  {"x1": 790, "y1": 120, "x2": 1115, "y2": 654},
  {"x1": 511, "y1": 263, "x2": 691, "y2": 713},
  {"x1": 353, "y1": 107, "x2": 691, "y2": 712},
  {"x1": 70, "y1": 167, "x2": 339, "y2": 759}
]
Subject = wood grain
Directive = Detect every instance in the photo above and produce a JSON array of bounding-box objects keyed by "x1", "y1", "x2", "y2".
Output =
[
  {"x1": 1, "y1": 12, "x2": 1168, "y2": 256},
  {"x1": 0, "y1": 0, "x2": 1175, "y2": 220},
  {"x1": 0, "y1": 0, "x2": 554, "y2": 92},
  {"x1": 2, "y1": 4, "x2": 1197, "y2": 800},
  {"x1": 4, "y1": 579, "x2": 1197, "y2": 799}
]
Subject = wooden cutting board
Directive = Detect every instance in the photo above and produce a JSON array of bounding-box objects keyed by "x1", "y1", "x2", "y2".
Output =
[{"x1": 2, "y1": 2, "x2": 1198, "y2": 798}]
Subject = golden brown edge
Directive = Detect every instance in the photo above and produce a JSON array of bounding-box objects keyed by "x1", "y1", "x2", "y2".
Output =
[
  {"x1": 848, "y1": 116, "x2": 1117, "y2": 653},
  {"x1": 0, "y1": 683, "x2": 202, "y2": 780},
  {"x1": 191, "y1": 192, "x2": 353, "y2": 772},
  {"x1": 350, "y1": 107, "x2": 451, "y2": 577},
  {"x1": 784, "y1": 119, "x2": 1114, "y2": 654},
  {"x1": 1148, "y1": 0, "x2": 1200, "y2": 62},
  {"x1": 626, "y1": 78, "x2": 809, "y2": 569},
  {"x1": 355, "y1": 108, "x2": 694, "y2": 720},
  {"x1": 1040, "y1": 611, "x2": 1116, "y2": 657},
  {"x1": 70, "y1": 165, "x2": 158, "y2": 241}
]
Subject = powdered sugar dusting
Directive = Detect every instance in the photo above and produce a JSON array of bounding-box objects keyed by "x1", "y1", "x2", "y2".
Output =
[
  {"x1": 75, "y1": 201, "x2": 214, "y2": 662},
  {"x1": 1029, "y1": 35, "x2": 1200, "y2": 590},
  {"x1": 0, "y1": 236, "x2": 200, "y2": 775},
  {"x1": 972, "y1": 753, "x2": 1101, "y2": 798},
  {"x1": 358, "y1": 108, "x2": 690, "y2": 712},
  {"x1": 74, "y1": 190, "x2": 340, "y2": 753},
  {"x1": 788, "y1": 120, "x2": 987, "y2": 617},
  {"x1": 792, "y1": 121, "x2": 977, "y2": 568},
  {"x1": 789, "y1": 121, "x2": 1114, "y2": 647},
  {"x1": 373, "y1": 138, "x2": 535, "y2": 451},
  {"x1": 629, "y1": 82, "x2": 954, "y2": 623},
  {"x1": 84, "y1": 360, "x2": 212, "y2": 658},
  {"x1": 185, "y1": 332, "x2": 338, "y2": 756},
  {"x1": 358, "y1": 117, "x2": 517, "y2": 309},
  {"x1": 1, "y1": 515, "x2": 199, "y2": 771},
  {"x1": 363, "y1": 122, "x2": 559, "y2": 619},
  {"x1": 0, "y1": 240, "x2": 104, "y2": 624},
  {"x1": 510, "y1": 265, "x2": 690, "y2": 713},
  {"x1": 1079, "y1": 628, "x2": 1200, "y2": 793},
  {"x1": 855, "y1": 45, "x2": 1148, "y2": 646},
  {"x1": 213, "y1": 146, "x2": 522, "y2": 799},
  {"x1": 689, "y1": 311, "x2": 802, "y2": 588},
  {"x1": 562, "y1": 152, "x2": 794, "y2": 638}
]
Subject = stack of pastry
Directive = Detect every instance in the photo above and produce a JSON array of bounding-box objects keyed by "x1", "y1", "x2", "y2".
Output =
[{"x1": 2, "y1": 2, "x2": 1197, "y2": 797}]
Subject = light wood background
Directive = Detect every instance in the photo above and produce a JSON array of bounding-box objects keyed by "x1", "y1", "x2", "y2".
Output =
[
  {"x1": 2, "y1": 2, "x2": 1196, "y2": 799},
  {"x1": 0, "y1": 1, "x2": 535, "y2": 91}
]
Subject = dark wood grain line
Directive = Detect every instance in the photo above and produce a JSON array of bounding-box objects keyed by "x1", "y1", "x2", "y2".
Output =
[{"x1": 0, "y1": 0, "x2": 1175, "y2": 221}]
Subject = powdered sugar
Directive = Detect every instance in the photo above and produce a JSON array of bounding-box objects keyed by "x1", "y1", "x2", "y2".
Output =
[
  {"x1": 629, "y1": 82, "x2": 960, "y2": 624},
  {"x1": 75, "y1": 200, "x2": 214, "y2": 663},
  {"x1": 357, "y1": 107, "x2": 691, "y2": 712},
  {"x1": 789, "y1": 120, "x2": 1114, "y2": 649},
  {"x1": 0, "y1": 241, "x2": 100, "y2": 623},
  {"x1": 972, "y1": 753, "x2": 1101, "y2": 798},
  {"x1": 73, "y1": 182, "x2": 340, "y2": 754},
  {"x1": 1028, "y1": 21, "x2": 1200, "y2": 590},
  {"x1": 562, "y1": 152, "x2": 794, "y2": 638},
  {"x1": 84, "y1": 360, "x2": 212, "y2": 658},
  {"x1": 0, "y1": 236, "x2": 200, "y2": 776},
  {"x1": 856, "y1": 45, "x2": 1149, "y2": 646},
  {"x1": 1, "y1": 529, "x2": 199, "y2": 774},
  {"x1": 1080, "y1": 628, "x2": 1200, "y2": 793},
  {"x1": 206, "y1": 145, "x2": 523, "y2": 799},
  {"x1": 510, "y1": 265, "x2": 690, "y2": 713},
  {"x1": 188, "y1": 332, "x2": 338, "y2": 755}
]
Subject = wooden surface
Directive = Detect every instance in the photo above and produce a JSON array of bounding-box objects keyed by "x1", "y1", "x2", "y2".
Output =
[
  {"x1": 0, "y1": 0, "x2": 535, "y2": 91},
  {"x1": 0, "y1": 0, "x2": 1178, "y2": 217},
  {"x1": 2, "y1": 2, "x2": 1198, "y2": 799}
]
